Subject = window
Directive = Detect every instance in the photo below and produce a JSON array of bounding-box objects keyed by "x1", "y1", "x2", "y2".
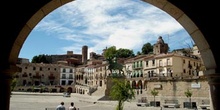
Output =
[
  {"x1": 69, "y1": 69, "x2": 73, "y2": 73},
  {"x1": 167, "y1": 59, "x2": 171, "y2": 65},
  {"x1": 62, "y1": 68, "x2": 66, "y2": 72},
  {"x1": 159, "y1": 60, "x2": 163, "y2": 66},
  {"x1": 62, "y1": 74, "x2": 66, "y2": 79},
  {"x1": 152, "y1": 60, "x2": 155, "y2": 66},
  {"x1": 68, "y1": 81, "x2": 73, "y2": 85},
  {"x1": 132, "y1": 62, "x2": 135, "y2": 68},
  {"x1": 69, "y1": 74, "x2": 73, "y2": 79},
  {"x1": 61, "y1": 80, "x2": 66, "y2": 85},
  {"x1": 146, "y1": 61, "x2": 149, "y2": 67}
]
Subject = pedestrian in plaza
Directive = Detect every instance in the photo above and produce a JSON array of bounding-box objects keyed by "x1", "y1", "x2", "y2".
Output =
[
  {"x1": 68, "y1": 102, "x2": 77, "y2": 110},
  {"x1": 56, "y1": 101, "x2": 66, "y2": 110}
]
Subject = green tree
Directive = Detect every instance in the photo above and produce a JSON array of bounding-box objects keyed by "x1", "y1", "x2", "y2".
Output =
[
  {"x1": 104, "y1": 46, "x2": 117, "y2": 59},
  {"x1": 136, "y1": 51, "x2": 142, "y2": 55},
  {"x1": 10, "y1": 78, "x2": 17, "y2": 97},
  {"x1": 104, "y1": 46, "x2": 134, "y2": 59},
  {"x1": 31, "y1": 54, "x2": 52, "y2": 63},
  {"x1": 116, "y1": 48, "x2": 134, "y2": 58},
  {"x1": 184, "y1": 89, "x2": 193, "y2": 108},
  {"x1": 11, "y1": 78, "x2": 17, "y2": 91},
  {"x1": 141, "y1": 42, "x2": 153, "y2": 54},
  {"x1": 107, "y1": 57, "x2": 124, "y2": 76},
  {"x1": 151, "y1": 89, "x2": 159, "y2": 107},
  {"x1": 110, "y1": 78, "x2": 135, "y2": 110}
]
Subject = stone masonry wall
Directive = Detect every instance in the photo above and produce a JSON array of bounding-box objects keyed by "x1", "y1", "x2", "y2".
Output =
[{"x1": 144, "y1": 79, "x2": 210, "y2": 107}]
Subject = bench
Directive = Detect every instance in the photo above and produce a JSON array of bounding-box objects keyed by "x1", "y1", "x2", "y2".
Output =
[
  {"x1": 136, "y1": 97, "x2": 149, "y2": 107},
  {"x1": 199, "y1": 100, "x2": 210, "y2": 109},
  {"x1": 163, "y1": 99, "x2": 180, "y2": 108},
  {"x1": 136, "y1": 103, "x2": 149, "y2": 107},
  {"x1": 199, "y1": 104, "x2": 210, "y2": 109}
]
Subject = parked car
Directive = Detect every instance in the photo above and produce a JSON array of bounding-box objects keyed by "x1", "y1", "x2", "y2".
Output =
[{"x1": 63, "y1": 92, "x2": 71, "y2": 97}]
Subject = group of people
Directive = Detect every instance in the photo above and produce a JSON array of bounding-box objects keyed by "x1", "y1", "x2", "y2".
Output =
[{"x1": 56, "y1": 101, "x2": 78, "y2": 110}]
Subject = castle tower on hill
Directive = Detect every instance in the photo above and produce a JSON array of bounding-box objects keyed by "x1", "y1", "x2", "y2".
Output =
[
  {"x1": 82, "y1": 45, "x2": 88, "y2": 64},
  {"x1": 153, "y1": 36, "x2": 169, "y2": 55}
]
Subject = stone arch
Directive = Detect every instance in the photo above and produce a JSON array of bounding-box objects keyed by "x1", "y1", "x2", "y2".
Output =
[
  {"x1": 131, "y1": 80, "x2": 136, "y2": 89},
  {"x1": 137, "y1": 80, "x2": 143, "y2": 89},
  {"x1": 67, "y1": 87, "x2": 73, "y2": 93},
  {"x1": 4, "y1": 0, "x2": 218, "y2": 110}
]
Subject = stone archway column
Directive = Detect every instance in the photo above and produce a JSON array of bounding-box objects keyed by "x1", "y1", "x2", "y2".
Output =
[
  {"x1": 0, "y1": 65, "x2": 20, "y2": 110},
  {"x1": 0, "y1": 73, "x2": 12, "y2": 110},
  {"x1": 206, "y1": 73, "x2": 220, "y2": 110}
]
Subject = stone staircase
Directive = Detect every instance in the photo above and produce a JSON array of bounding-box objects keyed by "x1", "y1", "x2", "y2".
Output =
[{"x1": 91, "y1": 86, "x2": 106, "y2": 96}]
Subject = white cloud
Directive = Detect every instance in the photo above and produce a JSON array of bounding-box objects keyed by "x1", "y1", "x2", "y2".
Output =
[{"x1": 35, "y1": 0, "x2": 190, "y2": 55}]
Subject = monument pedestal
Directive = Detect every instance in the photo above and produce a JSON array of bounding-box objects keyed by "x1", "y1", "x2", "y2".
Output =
[{"x1": 104, "y1": 75, "x2": 126, "y2": 99}]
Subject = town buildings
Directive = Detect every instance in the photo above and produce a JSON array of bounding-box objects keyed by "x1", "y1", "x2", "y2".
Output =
[{"x1": 14, "y1": 36, "x2": 210, "y2": 108}]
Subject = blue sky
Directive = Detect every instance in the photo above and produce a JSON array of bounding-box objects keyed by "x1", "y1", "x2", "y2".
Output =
[{"x1": 19, "y1": 0, "x2": 193, "y2": 61}]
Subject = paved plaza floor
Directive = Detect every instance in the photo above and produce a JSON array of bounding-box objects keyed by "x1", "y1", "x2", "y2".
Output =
[
  {"x1": 10, "y1": 92, "x2": 161, "y2": 110},
  {"x1": 10, "y1": 92, "x2": 200, "y2": 110}
]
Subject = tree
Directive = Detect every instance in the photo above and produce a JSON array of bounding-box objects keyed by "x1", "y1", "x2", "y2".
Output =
[
  {"x1": 104, "y1": 46, "x2": 117, "y2": 59},
  {"x1": 151, "y1": 89, "x2": 159, "y2": 107},
  {"x1": 116, "y1": 48, "x2": 134, "y2": 58},
  {"x1": 104, "y1": 46, "x2": 134, "y2": 76},
  {"x1": 136, "y1": 51, "x2": 141, "y2": 55},
  {"x1": 184, "y1": 89, "x2": 193, "y2": 108},
  {"x1": 141, "y1": 42, "x2": 153, "y2": 54},
  {"x1": 11, "y1": 78, "x2": 17, "y2": 91},
  {"x1": 31, "y1": 54, "x2": 52, "y2": 63},
  {"x1": 110, "y1": 78, "x2": 135, "y2": 110},
  {"x1": 104, "y1": 46, "x2": 134, "y2": 59},
  {"x1": 107, "y1": 57, "x2": 124, "y2": 76},
  {"x1": 10, "y1": 78, "x2": 17, "y2": 97}
]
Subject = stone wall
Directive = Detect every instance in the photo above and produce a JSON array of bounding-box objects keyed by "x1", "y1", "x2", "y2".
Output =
[{"x1": 144, "y1": 79, "x2": 210, "y2": 107}]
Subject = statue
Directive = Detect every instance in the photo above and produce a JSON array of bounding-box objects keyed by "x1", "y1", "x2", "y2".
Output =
[{"x1": 107, "y1": 57, "x2": 124, "y2": 77}]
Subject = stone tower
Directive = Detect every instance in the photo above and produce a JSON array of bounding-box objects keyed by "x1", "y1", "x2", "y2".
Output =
[
  {"x1": 153, "y1": 36, "x2": 169, "y2": 54},
  {"x1": 82, "y1": 45, "x2": 88, "y2": 64}
]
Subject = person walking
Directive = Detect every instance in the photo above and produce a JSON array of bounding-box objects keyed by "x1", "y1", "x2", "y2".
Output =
[
  {"x1": 68, "y1": 102, "x2": 77, "y2": 110},
  {"x1": 56, "y1": 101, "x2": 66, "y2": 110}
]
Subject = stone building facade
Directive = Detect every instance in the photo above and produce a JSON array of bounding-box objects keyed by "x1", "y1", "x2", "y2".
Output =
[{"x1": 14, "y1": 63, "x2": 76, "y2": 93}]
